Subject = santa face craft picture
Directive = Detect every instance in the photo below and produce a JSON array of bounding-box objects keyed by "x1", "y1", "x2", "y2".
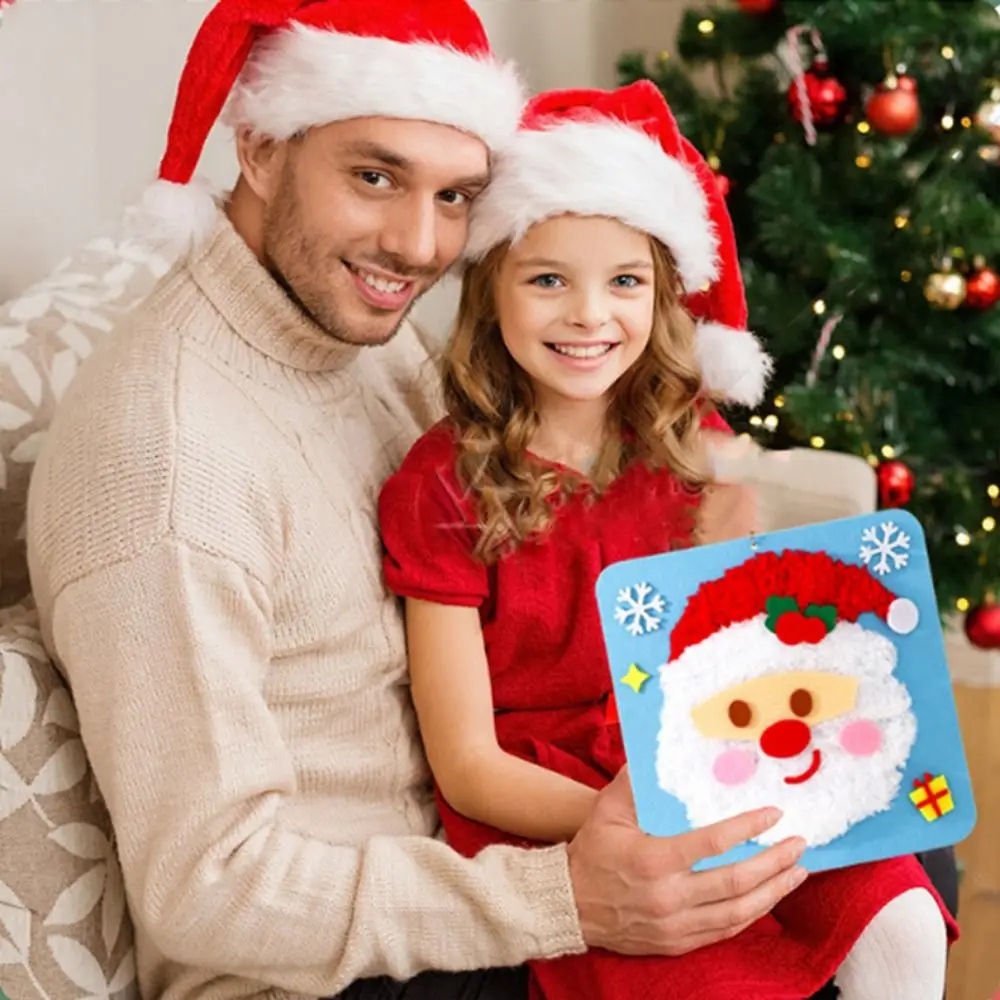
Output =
[{"x1": 596, "y1": 509, "x2": 976, "y2": 873}]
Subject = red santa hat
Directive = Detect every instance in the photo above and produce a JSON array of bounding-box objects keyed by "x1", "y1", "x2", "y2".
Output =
[
  {"x1": 463, "y1": 80, "x2": 772, "y2": 407},
  {"x1": 662, "y1": 549, "x2": 920, "y2": 707},
  {"x1": 139, "y1": 0, "x2": 525, "y2": 256}
]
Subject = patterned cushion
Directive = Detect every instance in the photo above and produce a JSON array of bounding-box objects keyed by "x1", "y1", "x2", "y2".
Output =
[
  {"x1": 0, "y1": 228, "x2": 171, "y2": 607},
  {"x1": 0, "y1": 601, "x2": 138, "y2": 1000}
]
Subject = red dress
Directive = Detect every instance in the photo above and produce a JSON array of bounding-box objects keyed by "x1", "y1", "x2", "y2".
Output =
[{"x1": 378, "y1": 421, "x2": 957, "y2": 1000}]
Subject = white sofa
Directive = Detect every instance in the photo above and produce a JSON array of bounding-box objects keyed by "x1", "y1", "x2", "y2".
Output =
[{"x1": 0, "y1": 212, "x2": 883, "y2": 1000}]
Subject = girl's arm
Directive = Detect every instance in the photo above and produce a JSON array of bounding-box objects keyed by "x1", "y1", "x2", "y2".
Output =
[{"x1": 405, "y1": 597, "x2": 598, "y2": 844}]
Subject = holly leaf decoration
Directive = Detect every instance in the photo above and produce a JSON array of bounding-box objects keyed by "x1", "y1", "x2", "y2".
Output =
[
  {"x1": 804, "y1": 603, "x2": 837, "y2": 634},
  {"x1": 765, "y1": 596, "x2": 799, "y2": 634}
]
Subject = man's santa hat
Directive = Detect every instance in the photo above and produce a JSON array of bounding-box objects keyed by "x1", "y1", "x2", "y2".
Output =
[
  {"x1": 139, "y1": 0, "x2": 525, "y2": 257},
  {"x1": 664, "y1": 549, "x2": 921, "y2": 707},
  {"x1": 463, "y1": 81, "x2": 772, "y2": 407}
]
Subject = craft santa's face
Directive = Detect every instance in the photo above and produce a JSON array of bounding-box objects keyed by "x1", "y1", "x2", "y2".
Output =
[{"x1": 656, "y1": 588, "x2": 919, "y2": 847}]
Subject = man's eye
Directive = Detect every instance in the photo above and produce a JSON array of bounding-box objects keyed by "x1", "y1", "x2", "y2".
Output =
[
  {"x1": 438, "y1": 190, "x2": 469, "y2": 206},
  {"x1": 530, "y1": 274, "x2": 562, "y2": 289},
  {"x1": 358, "y1": 171, "x2": 391, "y2": 188}
]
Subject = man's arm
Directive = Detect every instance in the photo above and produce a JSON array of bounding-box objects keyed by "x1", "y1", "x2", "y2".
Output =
[{"x1": 48, "y1": 538, "x2": 585, "y2": 995}]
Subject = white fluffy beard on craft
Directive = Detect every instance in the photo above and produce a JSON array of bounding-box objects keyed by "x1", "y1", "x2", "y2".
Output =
[{"x1": 655, "y1": 624, "x2": 918, "y2": 848}]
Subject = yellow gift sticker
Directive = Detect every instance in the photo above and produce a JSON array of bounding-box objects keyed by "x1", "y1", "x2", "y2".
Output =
[{"x1": 909, "y1": 772, "x2": 954, "y2": 822}]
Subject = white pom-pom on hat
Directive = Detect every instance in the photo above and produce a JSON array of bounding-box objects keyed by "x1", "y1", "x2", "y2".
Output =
[
  {"x1": 887, "y1": 598, "x2": 920, "y2": 635},
  {"x1": 135, "y1": 178, "x2": 223, "y2": 259}
]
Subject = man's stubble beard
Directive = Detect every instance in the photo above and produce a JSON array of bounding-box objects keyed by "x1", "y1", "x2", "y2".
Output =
[{"x1": 262, "y1": 171, "x2": 437, "y2": 347}]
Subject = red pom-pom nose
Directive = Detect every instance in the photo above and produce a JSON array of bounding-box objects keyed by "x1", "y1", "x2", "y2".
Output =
[{"x1": 760, "y1": 719, "x2": 811, "y2": 758}]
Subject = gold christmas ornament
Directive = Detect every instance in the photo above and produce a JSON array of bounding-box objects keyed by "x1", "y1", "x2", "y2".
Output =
[
  {"x1": 974, "y1": 86, "x2": 1000, "y2": 143},
  {"x1": 924, "y1": 269, "x2": 967, "y2": 309},
  {"x1": 978, "y1": 144, "x2": 1000, "y2": 165}
]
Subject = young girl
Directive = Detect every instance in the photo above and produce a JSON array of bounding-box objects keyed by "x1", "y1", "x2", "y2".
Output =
[{"x1": 378, "y1": 81, "x2": 955, "y2": 1000}]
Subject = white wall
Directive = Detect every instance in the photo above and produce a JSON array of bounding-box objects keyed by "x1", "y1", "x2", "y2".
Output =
[{"x1": 0, "y1": 0, "x2": 687, "y2": 302}]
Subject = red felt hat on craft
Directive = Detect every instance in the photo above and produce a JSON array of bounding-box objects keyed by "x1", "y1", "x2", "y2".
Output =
[
  {"x1": 140, "y1": 0, "x2": 525, "y2": 256},
  {"x1": 661, "y1": 549, "x2": 920, "y2": 705},
  {"x1": 464, "y1": 80, "x2": 772, "y2": 406}
]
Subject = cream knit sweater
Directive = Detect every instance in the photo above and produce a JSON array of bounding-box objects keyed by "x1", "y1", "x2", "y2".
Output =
[{"x1": 26, "y1": 216, "x2": 584, "y2": 1000}]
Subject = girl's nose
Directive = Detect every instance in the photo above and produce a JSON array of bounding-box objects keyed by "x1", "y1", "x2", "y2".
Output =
[
  {"x1": 759, "y1": 719, "x2": 811, "y2": 758},
  {"x1": 567, "y1": 291, "x2": 609, "y2": 331}
]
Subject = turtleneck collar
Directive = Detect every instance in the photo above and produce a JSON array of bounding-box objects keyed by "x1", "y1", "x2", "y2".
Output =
[{"x1": 187, "y1": 213, "x2": 363, "y2": 374}]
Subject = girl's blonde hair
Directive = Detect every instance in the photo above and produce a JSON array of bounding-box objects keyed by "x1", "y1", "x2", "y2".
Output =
[{"x1": 442, "y1": 234, "x2": 715, "y2": 563}]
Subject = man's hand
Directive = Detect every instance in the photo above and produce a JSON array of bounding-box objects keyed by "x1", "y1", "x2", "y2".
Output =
[{"x1": 566, "y1": 768, "x2": 807, "y2": 956}]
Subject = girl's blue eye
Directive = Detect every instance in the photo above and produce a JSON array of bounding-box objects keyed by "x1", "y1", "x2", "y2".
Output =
[
  {"x1": 613, "y1": 274, "x2": 641, "y2": 288},
  {"x1": 531, "y1": 274, "x2": 563, "y2": 288}
]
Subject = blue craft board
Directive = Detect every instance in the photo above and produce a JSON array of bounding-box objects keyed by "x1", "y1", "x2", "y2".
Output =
[{"x1": 595, "y1": 509, "x2": 976, "y2": 873}]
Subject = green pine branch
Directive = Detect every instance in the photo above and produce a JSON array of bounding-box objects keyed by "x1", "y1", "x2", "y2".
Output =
[{"x1": 618, "y1": 0, "x2": 1000, "y2": 610}]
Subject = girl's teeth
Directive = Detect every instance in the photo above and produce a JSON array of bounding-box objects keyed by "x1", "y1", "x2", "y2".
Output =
[
  {"x1": 552, "y1": 344, "x2": 612, "y2": 358},
  {"x1": 361, "y1": 271, "x2": 407, "y2": 294}
]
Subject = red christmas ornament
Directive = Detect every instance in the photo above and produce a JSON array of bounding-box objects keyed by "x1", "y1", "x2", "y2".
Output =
[
  {"x1": 877, "y1": 459, "x2": 915, "y2": 507},
  {"x1": 713, "y1": 170, "x2": 732, "y2": 198},
  {"x1": 965, "y1": 265, "x2": 1000, "y2": 310},
  {"x1": 736, "y1": 0, "x2": 779, "y2": 12},
  {"x1": 866, "y1": 74, "x2": 921, "y2": 136},
  {"x1": 964, "y1": 602, "x2": 1000, "y2": 650},
  {"x1": 787, "y1": 55, "x2": 848, "y2": 129}
]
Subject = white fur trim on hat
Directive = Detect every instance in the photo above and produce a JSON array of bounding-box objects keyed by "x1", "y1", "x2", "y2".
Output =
[
  {"x1": 695, "y1": 321, "x2": 773, "y2": 407},
  {"x1": 464, "y1": 120, "x2": 718, "y2": 293},
  {"x1": 222, "y1": 24, "x2": 525, "y2": 150},
  {"x1": 662, "y1": 615, "x2": 900, "y2": 713}
]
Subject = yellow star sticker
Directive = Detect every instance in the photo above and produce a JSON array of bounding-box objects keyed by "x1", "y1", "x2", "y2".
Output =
[{"x1": 620, "y1": 663, "x2": 651, "y2": 694}]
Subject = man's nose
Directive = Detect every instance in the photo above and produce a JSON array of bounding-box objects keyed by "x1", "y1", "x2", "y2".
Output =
[
  {"x1": 759, "y1": 719, "x2": 811, "y2": 758},
  {"x1": 380, "y1": 198, "x2": 438, "y2": 270}
]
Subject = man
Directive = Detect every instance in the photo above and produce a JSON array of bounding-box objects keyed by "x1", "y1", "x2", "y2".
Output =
[{"x1": 25, "y1": 3, "x2": 807, "y2": 999}]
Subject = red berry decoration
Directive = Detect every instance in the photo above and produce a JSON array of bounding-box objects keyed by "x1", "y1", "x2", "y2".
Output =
[
  {"x1": 787, "y1": 55, "x2": 848, "y2": 129},
  {"x1": 737, "y1": 0, "x2": 779, "y2": 12},
  {"x1": 877, "y1": 460, "x2": 915, "y2": 507},
  {"x1": 964, "y1": 602, "x2": 1000, "y2": 650},
  {"x1": 866, "y1": 74, "x2": 921, "y2": 136},
  {"x1": 713, "y1": 170, "x2": 732, "y2": 198},
  {"x1": 965, "y1": 264, "x2": 1000, "y2": 310},
  {"x1": 776, "y1": 612, "x2": 827, "y2": 646}
]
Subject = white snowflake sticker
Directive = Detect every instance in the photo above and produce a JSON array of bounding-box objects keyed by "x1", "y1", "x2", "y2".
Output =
[
  {"x1": 614, "y1": 582, "x2": 666, "y2": 636},
  {"x1": 859, "y1": 521, "x2": 911, "y2": 576}
]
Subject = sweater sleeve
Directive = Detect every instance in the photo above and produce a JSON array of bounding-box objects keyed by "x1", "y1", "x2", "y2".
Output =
[{"x1": 48, "y1": 539, "x2": 584, "y2": 995}]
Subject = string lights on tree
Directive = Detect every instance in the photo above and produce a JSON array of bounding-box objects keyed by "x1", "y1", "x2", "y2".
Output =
[{"x1": 616, "y1": 0, "x2": 1000, "y2": 629}]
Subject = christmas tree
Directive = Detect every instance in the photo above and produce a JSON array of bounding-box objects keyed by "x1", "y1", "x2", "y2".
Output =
[{"x1": 619, "y1": 0, "x2": 1000, "y2": 646}]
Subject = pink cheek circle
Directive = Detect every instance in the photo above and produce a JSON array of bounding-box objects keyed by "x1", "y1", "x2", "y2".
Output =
[
  {"x1": 712, "y1": 748, "x2": 757, "y2": 786},
  {"x1": 840, "y1": 720, "x2": 883, "y2": 757}
]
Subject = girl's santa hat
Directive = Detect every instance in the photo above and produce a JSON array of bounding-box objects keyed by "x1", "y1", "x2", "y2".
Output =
[
  {"x1": 464, "y1": 81, "x2": 772, "y2": 407},
  {"x1": 139, "y1": 0, "x2": 525, "y2": 257},
  {"x1": 663, "y1": 549, "x2": 921, "y2": 708}
]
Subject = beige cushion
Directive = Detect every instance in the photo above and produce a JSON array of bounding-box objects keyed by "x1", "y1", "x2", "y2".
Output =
[
  {"x1": 0, "y1": 228, "x2": 171, "y2": 607},
  {"x1": 0, "y1": 600, "x2": 138, "y2": 1000},
  {"x1": 709, "y1": 432, "x2": 877, "y2": 533}
]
